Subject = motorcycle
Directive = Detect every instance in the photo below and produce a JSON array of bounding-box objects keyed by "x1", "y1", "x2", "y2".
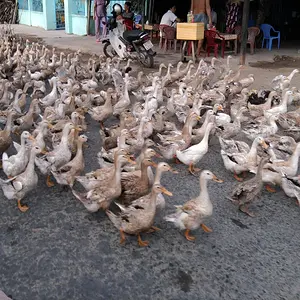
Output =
[{"x1": 102, "y1": 4, "x2": 156, "y2": 68}]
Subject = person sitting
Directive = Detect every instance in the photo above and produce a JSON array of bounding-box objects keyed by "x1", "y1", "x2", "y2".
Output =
[
  {"x1": 160, "y1": 5, "x2": 180, "y2": 29},
  {"x1": 122, "y1": 1, "x2": 134, "y2": 31}
]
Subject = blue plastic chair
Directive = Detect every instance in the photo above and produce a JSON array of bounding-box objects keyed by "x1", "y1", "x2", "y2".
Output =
[
  {"x1": 134, "y1": 14, "x2": 142, "y2": 24},
  {"x1": 260, "y1": 24, "x2": 281, "y2": 50}
]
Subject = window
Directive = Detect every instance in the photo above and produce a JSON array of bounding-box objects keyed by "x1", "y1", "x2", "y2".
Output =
[
  {"x1": 18, "y1": 0, "x2": 28, "y2": 10},
  {"x1": 72, "y1": 0, "x2": 85, "y2": 15},
  {"x1": 32, "y1": 0, "x2": 43, "y2": 12}
]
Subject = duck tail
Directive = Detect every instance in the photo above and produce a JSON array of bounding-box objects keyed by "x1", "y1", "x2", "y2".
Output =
[
  {"x1": 106, "y1": 210, "x2": 122, "y2": 228},
  {"x1": 164, "y1": 212, "x2": 179, "y2": 223},
  {"x1": 2, "y1": 152, "x2": 8, "y2": 162}
]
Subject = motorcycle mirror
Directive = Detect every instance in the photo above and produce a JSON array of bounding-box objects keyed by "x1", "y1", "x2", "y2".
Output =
[{"x1": 113, "y1": 4, "x2": 122, "y2": 14}]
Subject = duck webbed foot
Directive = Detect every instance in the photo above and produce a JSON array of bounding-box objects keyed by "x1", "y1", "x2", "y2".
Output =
[
  {"x1": 17, "y1": 199, "x2": 29, "y2": 212},
  {"x1": 184, "y1": 229, "x2": 196, "y2": 241},
  {"x1": 239, "y1": 204, "x2": 255, "y2": 217},
  {"x1": 120, "y1": 229, "x2": 126, "y2": 244},
  {"x1": 265, "y1": 184, "x2": 276, "y2": 193},
  {"x1": 46, "y1": 175, "x2": 55, "y2": 187},
  {"x1": 173, "y1": 155, "x2": 181, "y2": 164},
  {"x1": 201, "y1": 223, "x2": 213, "y2": 233},
  {"x1": 188, "y1": 164, "x2": 201, "y2": 176},
  {"x1": 137, "y1": 234, "x2": 149, "y2": 247},
  {"x1": 146, "y1": 226, "x2": 161, "y2": 233},
  {"x1": 234, "y1": 172, "x2": 243, "y2": 182}
]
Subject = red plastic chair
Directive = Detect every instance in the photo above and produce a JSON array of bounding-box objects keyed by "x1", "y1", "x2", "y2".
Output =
[
  {"x1": 124, "y1": 19, "x2": 134, "y2": 31},
  {"x1": 205, "y1": 30, "x2": 225, "y2": 58}
]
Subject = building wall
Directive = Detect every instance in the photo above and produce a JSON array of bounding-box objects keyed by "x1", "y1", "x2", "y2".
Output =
[
  {"x1": 17, "y1": 0, "x2": 96, "y2": 36},
  {"x1": 18, "y1": 0, "x2": 56, "y2": 30}
]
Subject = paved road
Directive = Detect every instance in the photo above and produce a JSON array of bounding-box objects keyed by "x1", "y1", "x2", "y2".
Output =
[{"x1": 1, "y1": 111, "x2": 300, "y2": 300}]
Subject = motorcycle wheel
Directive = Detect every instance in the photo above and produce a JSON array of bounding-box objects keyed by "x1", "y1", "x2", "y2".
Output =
[
  {"x1": 103, "y1": 42, "x2": 116, "y2": 58},
  {"x1": 137, "y1": 47, "x2": 154, "y2": 68}
]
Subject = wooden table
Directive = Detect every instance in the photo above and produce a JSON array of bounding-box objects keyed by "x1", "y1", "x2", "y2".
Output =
[
  {"x1": 217, "y1": 33, "x2": 238, "y2": 55},
  {"x1": 144, "y1": 24, "x2": 159, "y2": 40},
  {"x1": 177, "y1": 23, "x2": 205, "y2": 63}
]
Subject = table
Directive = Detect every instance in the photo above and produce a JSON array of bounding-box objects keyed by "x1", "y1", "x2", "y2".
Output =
[
  {"x1": 217, "y1": 33, "x2": 238, "y2": 55},
  {"x1": 181, "y1": 41, "x2": 197, "y2": 63},
  {"x1": 144, "y1": 24, "x2": 159, "y2": 40},
  {"x1": 177, "y1": 23, "x2": 205, "y2": 63}
]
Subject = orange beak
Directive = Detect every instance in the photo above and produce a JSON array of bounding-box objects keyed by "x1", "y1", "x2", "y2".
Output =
[
  {"x1": 161, "y1": 186, "x2": 173, "y2": 196},
  {"x1": 213, "y1": 175, "x2": 223, "y2": 183}
]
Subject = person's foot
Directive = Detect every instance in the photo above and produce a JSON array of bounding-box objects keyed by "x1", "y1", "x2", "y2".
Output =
[{"x1": 96, "y1": 39, "x2": 101, "y2": 43}]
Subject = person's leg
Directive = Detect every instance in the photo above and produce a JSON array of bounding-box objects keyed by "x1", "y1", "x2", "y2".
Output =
[
  {"x1": 95, "y1": 16, "x2": 100, "y2": 41},
  {"x1": 194, "y1": 13, "x2": 207, "y2": 56},
  {"x1": 101, "y1": 16, "x2": 107, "y2": 38}
]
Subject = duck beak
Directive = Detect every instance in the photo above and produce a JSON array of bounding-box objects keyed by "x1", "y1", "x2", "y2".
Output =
[
  {"x1": 127, "y1": 157, "x2": 136, "y2": 164},
  {"x1": 213, "y1": 175, "x2": 223, "y2": 183},
  {"x1": 161, "y1": 187, "x2": 173, "y2": 196},
  {"x1": 151, "y1": 162, "x2": 158, "y2": 168},
  {"x1": 29, "y1": 135, "x2": 36, "y2": 142},
  {"x1": 41, "y1": 150, "x2": 48, "y2": 155},
  {"x1": 48, "y1": 123, "x2": 54, "y2": 129},
  {"x1": 261, "y1": 141, "x2": 269, "y2": 149},
  {"x1": 75, "y1": 126, "x2": 83, "y2": 132},
  {"x1": 218, "y1": 105, "x2": 223, "y2": 111},
  {"x1": 196, "y1": 115, "x2": 201, "y2": 120},
  {"x1": 155, "y1": 152, "x2": 162, "y2": 158},
  {"x1": 170, "y1": 168, "x2": 179, "y2": 174}
]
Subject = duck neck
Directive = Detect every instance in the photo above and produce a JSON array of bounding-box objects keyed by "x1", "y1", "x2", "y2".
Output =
[
  {"x1": 74, "y1": 140, "x2": 84, "y2": 160},
  {"x1": 159, "y1": 64, "x2": 164, "y2": 75},
  {"x1": 25, "y1": 150, "x2": 37, "y2": 175},
  {"x1": 4, "y1": 112, "x2": 13, "y2": 133},
  {"x1": 288, "y1": 70, "x2": 297, "y2": 81},
  {"x1": 153, "y1": 167, "x2": 163, "y2": 185},
  {"x1": 104, "y1": 93, "x2": 112, "y2": 108},
  {"x1": 118, "y1": 133, "x2": 127, "y2": 149},
  {"x1": 20, "y1": 135, "x2": 26, "y2": 149},
  {"x1": 198, "y1": 177, "x2": 210, "y2": 203},
  {"x1": 249, "y1": 139, "x2": 259, "y2": 157},
  {"x1": 288, "y1": 144, "x2": 300, "y2": 166},
  {"x1": 112, "y1": 158, "x2": 123, "y2": 187},
  {"x1": 51, "y1": 79, "x2": 57, "y2": 94},
  {"x1": 182, "y1": 115, "x2": 195, "y2": 136},
  {"x1": 200, "y1": 125, "x2": 212, "y2": 144},
  {"x1": 61, "y1": 126, "x2": 71, "y2": 145},
  {"x1": 269, "y1": 118, "x2": 278, "y2": 131},
  {"x1": 141, "y1": 161, "x2": 150, "y2": 182}
]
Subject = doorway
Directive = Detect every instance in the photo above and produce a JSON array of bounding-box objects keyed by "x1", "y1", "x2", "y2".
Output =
[{"x1": 55, "y1": 0, "x2": 65, "y2": 29}]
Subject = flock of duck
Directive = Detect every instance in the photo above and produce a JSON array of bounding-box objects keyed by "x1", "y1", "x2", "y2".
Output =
[{"x1": 0, "y1": 29, "x2": 300, "y2": 246}]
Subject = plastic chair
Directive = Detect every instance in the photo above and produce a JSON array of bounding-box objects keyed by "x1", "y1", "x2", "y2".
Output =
[
  {"x1": 260, "y1": 24, "x2": 280, "y2": 50},
  {"x1": 205, "y1": 30, "x2": 225, "y2": 58},
  {"x1": 159, "y1": 25, "x2": 177, "y2": 52},
  {"x1": 247, "y1": 27, "x2": 260, "y2": 54},
  {"x1": 124, "y1": 19, "x2": 134, "y2": 31},
  {"x1": 134, "y1": 14, "x2": 142, "y2": 24},
  {"x1": 232, "y1": 25, "x2": 242, "y2": 42}
]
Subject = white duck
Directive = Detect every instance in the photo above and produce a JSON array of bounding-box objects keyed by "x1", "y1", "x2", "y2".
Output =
[
  {"x1": 264, "y1": 90, "x2": 293, "y2": 118},
  {"x1": 0, "y1": 146, "x2": 41, "y2": 212},
  {"x1": 40, "y1": 77, "x2": 58, "y2": 107},
  {"x1": 164, "y1": 170, "x2": 223, "y2": 241},
  {"x1": 2, "y1": 131, "x2": 35, "y2": 178},
  {"x1": 271, "y1": 69, "x2": 299, "y2": 91},
  {"x1": 176, "y1": 122, "x2": 214, "y2": 175}
]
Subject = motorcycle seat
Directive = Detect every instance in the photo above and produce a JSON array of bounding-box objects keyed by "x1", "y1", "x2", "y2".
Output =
[{"x1": 123, "y1": 30, "x2": 144, "y2": 43}]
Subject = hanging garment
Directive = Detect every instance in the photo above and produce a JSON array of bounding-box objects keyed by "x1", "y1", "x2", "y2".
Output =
[{"x1": 226, "y1": 2, "x2": 240, "y2": 33}]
